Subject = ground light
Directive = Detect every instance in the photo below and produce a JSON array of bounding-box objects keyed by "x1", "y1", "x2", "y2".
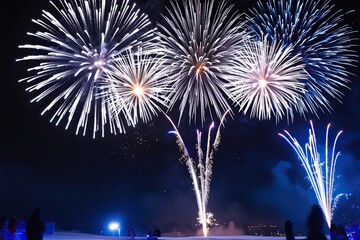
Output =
[{"x1": 108, "y1": 222, "x2": 120, "y2": 236}]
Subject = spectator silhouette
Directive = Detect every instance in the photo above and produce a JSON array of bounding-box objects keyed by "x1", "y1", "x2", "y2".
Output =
[
  {"x1": 0, "y1": 216, "x2": 6, "y2": 230},
  {"x1": 305, "y1": 204, "x2": 327, "y2": 240},
  {"x1": 153, "y1": 228, "x2": 161, "y2": 237},
  {"x1": 334, "y1": 225, "x2": 348, "y2": 240},
  {"x1": 128, "y1": 225, "x2": 136, "y2": 240},
  {"x1": 146, "y1": 230, "x2": 157, "y2": 240},
  {"x1": 285, "y1": 219, "x2": 295, "y2": 240},
  {"x1": 330, "y1": 223, "x2": 337, "y2": 240},
  {"x1": 26, "y1": 208, "x2": 46, "y2": 240},
  {"x1": 0, "y1": 216, "x2": 8, "y2": 240},
  {"x1": 8, "y1": 216, "x2": 17, "y2": 240}
]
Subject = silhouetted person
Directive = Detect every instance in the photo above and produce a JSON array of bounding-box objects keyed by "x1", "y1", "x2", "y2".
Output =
[
  {"x1": 153, "y1": 228, "x2": 161, "y2": 237},
  {"x1": 26, "y1": 208, "x2": 46, "y2": 240},
  {"x1": 334, "y1": 225, "x2": 348, "y2": 240},
  {"x1": 285, "y1": 219, "x2": 295, "y2": 240},
  {"x1": 330, "y1": 223, "x2": 337, "y2": 240},
  {"x1": 305, "y1": 204, "x2": 327, "y2": 240},
  {"x1": 0, "y1": 216, "x2": 7, "y2": 240},
  {"x1": 0, "y1": 216, "x2": 6, "y2": 230},
  {"x1": 128, "y1": 225, "x2": 136, "y2": 240},
  {"x1": 8, "y1": 216, "x2": 17, "y2": 239},
  {"x1": 146, "y1": 230, "x2": 157, "y2": 240}
]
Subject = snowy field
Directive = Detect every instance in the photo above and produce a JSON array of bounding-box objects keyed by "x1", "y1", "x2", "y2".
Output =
[{"x1": 42, "y1": 232, "x2": 308, "y2": 240}]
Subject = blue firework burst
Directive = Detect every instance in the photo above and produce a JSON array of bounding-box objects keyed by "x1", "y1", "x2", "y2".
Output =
[{"x1": 247, "y1": 0, "x2": 358, "y2": 117}]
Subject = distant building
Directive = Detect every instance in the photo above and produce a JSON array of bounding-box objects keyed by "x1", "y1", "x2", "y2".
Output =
[{"x1": 244, "y1": 224, "x2": 281, "y2": 236}]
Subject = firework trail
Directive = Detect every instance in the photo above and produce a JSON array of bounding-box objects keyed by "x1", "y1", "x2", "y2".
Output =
[
  {"x1": 247, "y1": 0, "x2": 358, "y2": 117},
  {"x1": 279, "y1": 121, "x2": 343, "y2": 227},
  {"x1": 16, "y1": 0, "x2": 156, "y2": 138},
  {"x1": 157, "y1": 0, "x2": 250, "y2": 125},
  {"x1": 167, "y1": 109, "x2": 230, "y2": 237},
  {"x1": 102, "y1": 47, "x2": 171, "y2": 127},
  {"x1": 226, "y1": 35, "x2": 308, "y2": 121}
]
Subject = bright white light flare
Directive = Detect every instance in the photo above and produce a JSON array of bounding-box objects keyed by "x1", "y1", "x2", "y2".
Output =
[{"x1": 108, "y1": 222, "x2": 119, "y2": 231}]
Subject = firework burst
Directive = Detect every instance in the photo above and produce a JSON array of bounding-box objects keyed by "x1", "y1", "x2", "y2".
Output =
[
  {"x1": 226, "y1": 35, "x2": 308, "y2": 121},
  {"x1": 167, "y1": 109, "x2": 230, "y2": 237},
  {"x1": 16, "y1": 0, "x2": 155, "y2": 138},
  {"x1": 157, "y1": 0, "x2": 249, "y2": 125},
  {"x1": 279, "y1": 121, "x2": 343, "y2": 228},
  {"x1": 247, "y1": 0, "x2": 358, "y2": 117},
  {"x1": 102, "y1": 47, "x2": 171, "y2": 127}
]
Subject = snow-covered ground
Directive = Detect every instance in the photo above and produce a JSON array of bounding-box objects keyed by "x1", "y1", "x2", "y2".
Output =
[{"x1": 42, "y1": 232, "x2": 307, "y2": 240}]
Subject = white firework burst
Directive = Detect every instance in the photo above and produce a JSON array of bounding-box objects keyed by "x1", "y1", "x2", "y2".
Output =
[
  {"x1": 227, "y1": 35, "x2": 308, "y2": 121},
  {"x1": 102, "y1": 47, "x2": 171, "y2": 127},
  {"x1": 16, "y1": 0, "x2": 156, "y2": 138},
  {"x1": 157, "y1": 0, "x2": 250, "y2": 125}
]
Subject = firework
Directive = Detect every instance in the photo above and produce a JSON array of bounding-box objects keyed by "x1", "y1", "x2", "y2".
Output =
[
  {"x1": 226, "y1": 35, "x2": 308, "y2": 121},
  {"x1": 157, "y1": 0, "x2": 249, "y2": 125},
  {"x1": 167, "y1": 109, "x2": 230, "y2": 236},
  {"x1": 279, "y1": 121, "x2": 343, "y2": 227},
  {"x1": 16, "y1": 0, "x2": 155, "y2": 138},
  {"x1": 248, "y1": 0, "x2": 358, "y2": 117},
  {"x1": 102, "y1": 47, "x2": 171, "y2": 127}
]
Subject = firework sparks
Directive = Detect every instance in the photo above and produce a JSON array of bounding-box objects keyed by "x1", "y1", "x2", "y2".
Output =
[
  {"x1": 279, "y1": 121, "x2": 343, "y2": 227},
  {"x1": 226, "y1": 35, "x2": 308, "y2": 121},
  {"x1": 16, "y1": 0, "x2": 155, "y2": 138},
  {"x1": 157, "y1": 0, "x2": 249, "y2": 125},
  {"x1": 167, "y1": 109, "x2": 230, "y2": 236},
  {"x1": 248, "y1": 0, "x2": 358, "y2": 117},
  {"x1": 102, "y1": 47, "x2": 171, "y2": 127}
]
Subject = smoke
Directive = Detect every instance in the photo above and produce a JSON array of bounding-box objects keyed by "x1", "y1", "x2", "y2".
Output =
[
  {"x1": 206, "y1": 221, "x2": 244, "y2": 236},
  {"x1": 248, "y1": 160, "x2": 314, "y2": 226}
]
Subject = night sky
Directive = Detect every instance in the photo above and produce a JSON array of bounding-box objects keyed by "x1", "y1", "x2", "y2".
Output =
[{"x1": 1, "y1": 0, "x2": 360, "y2": 236}]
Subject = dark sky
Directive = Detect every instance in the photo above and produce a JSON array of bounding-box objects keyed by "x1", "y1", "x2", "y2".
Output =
[{"x1": 1, "y1": 0, "x2": 360, "y2": 236}]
